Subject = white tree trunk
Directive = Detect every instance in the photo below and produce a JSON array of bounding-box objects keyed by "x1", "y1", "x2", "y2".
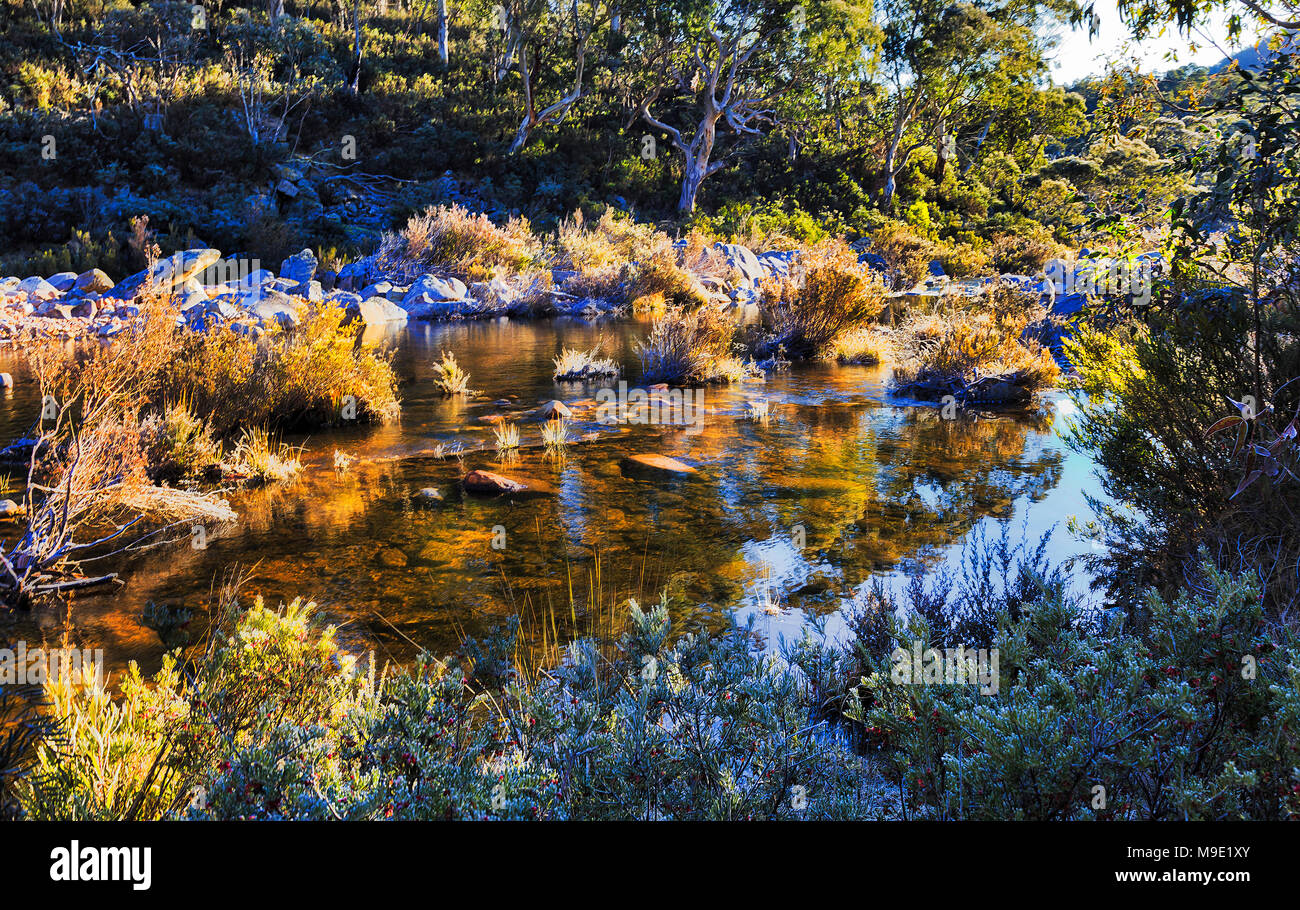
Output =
[
  {"x1": 678, "y1": 162, "x2": 705, "y2": 213},
  {"x1": 677, "y1": 116, "x2": 718, "y2": 213},
  {"x1": 437, "y1": 0, "x2": 449, "y2": 65},
  {"x1": 882, "y1": 108, "x2": 907, "y2": 210}
]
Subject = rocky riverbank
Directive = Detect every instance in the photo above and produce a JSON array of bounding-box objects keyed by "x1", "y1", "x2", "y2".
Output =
[{"x1": 0, "y1": 230, "x2": 1159, "y2": 346}]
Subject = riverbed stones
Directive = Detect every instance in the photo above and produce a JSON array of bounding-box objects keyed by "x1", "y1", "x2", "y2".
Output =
[
  {"x1": 1050, "y1": 292, "x2": 1087, "y2": 317},
  {"x1": 0, "y1": 499, "x2": 22, "y2": 518},
  {"x1": 19, "y1": 276, "x2": 60, "y2": 299},
  {"x1": 74, "y1": 268, "x2": 115, "y2": 294},
  {"x1": 347, "y1": 296, "x2": 409, "y2": 326},
  {"x1": 400, "y1": 275, "x2": 471, "y2": 318},
  {"x1": 249, "y1": 292, "x2": 302, "y2": 328},
  {"x1": 963, "y1": 377, "x2": 1031, "y2": 405},
  {"x1": 109, "y1": 248, "x2": 222, "y2": 300},
  {"x1": 462, "y1": 470, "x2": 527, "y2": 494},
  {"x1": 47, "y1": 271, "x2": 79, "y2": 292},
  {"x1": 236, "y1": 268, "x2": 277, "y2": 291},
  {"x1": 416, "y1": 541, "x2": 452, "y2": 565},
  {"x1": 280, "y1": 248, "x2": 318, "y2": 294},
  {"x1": 337, "y1": 260, "x2": 370, "y2": 292},
  {"x1": 757, "y1": 251, "x2": 796, "y2": 277},
  {"x1": 714, "y1": 243, "x2": 765, "y2": 284},
  {"x1": 376, "y1": 548, "x2": 408, "y2": 568},
  {"x1": 538, "y1": 400, "x2": 573, "y2": 421},
  {"x1": 619, "y1": 454, "x2": 697, "y2": 479}
]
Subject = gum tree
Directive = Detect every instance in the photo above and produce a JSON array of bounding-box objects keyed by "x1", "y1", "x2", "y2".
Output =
[
  {"x1": 502, "y1": 0, "x2": 613, "y2": 154},
  {"x1": 875, "y1": 0, "x2": 1075, "y2": 209},
  {"x1": 628, "y1": 0, "x2": 874, "y2": 213}
]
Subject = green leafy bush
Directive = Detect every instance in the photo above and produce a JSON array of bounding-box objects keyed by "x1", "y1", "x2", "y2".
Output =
[{"x1": 841, "y1": 538, "x2": 1300, "y2": 820}]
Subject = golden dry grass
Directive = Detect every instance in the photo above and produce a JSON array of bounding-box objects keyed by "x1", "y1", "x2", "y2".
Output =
[
  {"x1": 624, "y1": 243, "x2": 710, "y2": 309},
  {"x1": 553, "y1": 210, "x2": 664, "y2": 271},
  {"x1": 376, "y1": 204, "x2": 538, "y2": 281},
  {"x1": 833, "y1": 328, "x2": 891, "y2": 365},
  {"x1": 552, "y1": 344, "x2": 620, "y2": 381},
  {"x1": 637, "y1": 306, "x2": 753, "y2": 384},
  {"x1": 432, "y1": 350, "x2": 473, "y2": 395},
  {"x1": 230, "y1": 427, "x2": 302, "y2": 484},
  {"x1": 892, "y1": 310, "x2": 1060, "y2": 393},
  {"x1": 760, "y1": 240, "x2": 886, "y2": 358},
  {"x1": 493, "y1": 421, "x2": 521, "y2": 453}
]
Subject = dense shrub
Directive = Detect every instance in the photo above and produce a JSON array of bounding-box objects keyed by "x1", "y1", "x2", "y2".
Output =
[
  {"x1": 1065, "y1": 292, "x2": 1300, "y2": 614},
  {"x1": 842, "y1": 549, "x2": 1300, "y2": 820},
  {"x1": 15, "y1": 534, "x2": 1297, "y2": 821},
  {"x1": 32, "y1": 295, "x2": 402, "y2": 437},
  {"x1": 636, "y1": 307, "x2": 753, "y2": 384},
  {"x1": 373, "y1": 204, "x2": 540, "y2": 281},
  {"x1": 624, "y1": 242, "x2": 710, "y2": 309},
  {"x1": 988, "y1": 229, "x2": 1062, "y2": 274},
  {"x1": 892, "y1": 307, "x2": 1059, "y2": 400},
  {"x1": 16, "y1": 592, "x2": 875, "y2": 820},
  {"x1": 759, "y1": 240, "x2": 886, "y2": 358},
  {"x1": 867, "y1": 220, "x2": 934, "y2": 290}
]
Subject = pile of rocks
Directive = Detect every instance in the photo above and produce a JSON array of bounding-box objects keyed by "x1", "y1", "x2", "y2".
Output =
[
  {"x1": 1, "y1": 234, "x2": 1165, "y2": 344},
  {"x1": 0, "y1": 246, "x2": 504, "y2": 342}
]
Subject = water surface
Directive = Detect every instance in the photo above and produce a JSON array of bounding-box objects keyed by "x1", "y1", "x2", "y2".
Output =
[{"x1": 0, "y1": 317, "x2": 1102, "y2": 673}]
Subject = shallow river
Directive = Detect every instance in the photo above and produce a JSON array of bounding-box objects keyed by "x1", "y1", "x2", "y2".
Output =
[{"x1": 0, "y1": 317, "x2": 1103, "y2": 674}]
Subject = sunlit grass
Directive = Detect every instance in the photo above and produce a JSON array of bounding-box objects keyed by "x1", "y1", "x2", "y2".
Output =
[
  {"x1": 493, "y1": 421, "x2": 520, "y2": 453},
  {"x1": 432, "y1": 350, "x2": 473, "y2": 396},
  {"x1": 231, "y1": 427, "x2": 302, "y2": 483},
  {"x1": 833, "y1": 327, "x2": 890, "y2": 365},
  {"x1": 540, "y1": 418, "x2": 568, "y2": 450},
  {"x1": 552, "y1": 344, "x2": 621, "y2": 381}
]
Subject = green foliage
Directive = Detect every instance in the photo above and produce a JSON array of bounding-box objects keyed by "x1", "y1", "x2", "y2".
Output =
[
  {"x1": 692, "y1": 199, "x2": 835, "y2": 245},
  {"x1": 17, "y1": 522, "x2": 1300, "y2": 821},
  {"x1": 843, "y1": 535, "x2": 1300, "y2": 820},
  {"x1": 18, "y1": 591, "x2": 367, "y2": 820},
  {"x1": 0, "y1": 0, "x2": 1171, "y2": 263},
  {"x1": 1065, "y1": 49, "x2": 1300, "y2": 615},
  {"x1": 18, "y1": 592, "x2": 875, "y2": 820}
]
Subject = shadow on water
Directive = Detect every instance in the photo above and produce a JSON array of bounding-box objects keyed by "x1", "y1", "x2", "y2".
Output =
[{"x1": 0, "y1": 317, "x2": 1101, "y2": 675}]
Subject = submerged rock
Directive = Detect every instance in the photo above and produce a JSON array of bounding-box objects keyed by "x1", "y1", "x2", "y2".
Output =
[
  {"x1": 376, "y1": 548, "x2": 409, "y2": 568},
  {"x1": 619, "y1": 454, "x2": 698, "y2": 479},
  {"x1": 462, "y1": 470, "x2": 527, "y2": 494},
  {"x1": 538, "y1": 400, "x2": 573, "y2": 421}
]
